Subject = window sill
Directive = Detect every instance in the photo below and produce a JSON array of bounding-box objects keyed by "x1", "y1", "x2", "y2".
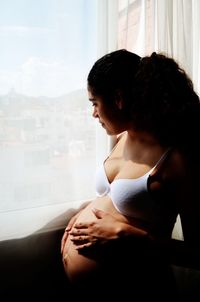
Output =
[{"x1": 0, "y1": 200, "x2": 86, "y2": 241}]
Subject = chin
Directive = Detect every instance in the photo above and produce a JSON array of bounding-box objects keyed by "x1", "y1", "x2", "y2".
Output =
[
  {"x1": 106, "y1": 130, "x2": 116, "y2": 136},
  {"x1": 103, "y1": 126, "x2": 118, "y2": 136}
]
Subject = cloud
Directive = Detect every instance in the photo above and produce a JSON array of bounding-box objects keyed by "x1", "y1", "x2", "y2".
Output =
[{"x1": 0, "y1": 57, "x2": 85, "y2": 97}]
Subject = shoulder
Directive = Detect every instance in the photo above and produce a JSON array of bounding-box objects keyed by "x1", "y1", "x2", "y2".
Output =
[
  {"x1": 158, "y1": 148, "x2": 188, "y2": 182},
  {"x1": 168, "y1": 148, "x2": 199, "y2": 185},
  {"x1": 150, "y1": 148, "x2": 188, "y2": 196},
  {"x1": 151, "y1": 148, "x2": 187, "y2": 182},
  {"x1": 164, "y1": 148, "x2": 199, "y2": 208},
  {"x1": 169, "y1": 149, "x2": 187, "y2": 177}
]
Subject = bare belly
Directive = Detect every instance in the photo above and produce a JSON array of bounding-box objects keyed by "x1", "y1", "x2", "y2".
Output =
[{"x1": 62, "y1": 196, "x2": 128, "y2": 282}]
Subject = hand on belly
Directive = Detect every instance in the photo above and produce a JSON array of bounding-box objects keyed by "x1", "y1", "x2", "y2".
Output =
[{"x1": 62, "y1": 196, "x2": 118, "y2": 280}]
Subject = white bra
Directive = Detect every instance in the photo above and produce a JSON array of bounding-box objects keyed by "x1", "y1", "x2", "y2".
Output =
[{"x1": 95, "y1": 148, "x2": 171, "y2": 223}]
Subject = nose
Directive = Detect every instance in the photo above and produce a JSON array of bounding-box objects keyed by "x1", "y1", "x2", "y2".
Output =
[{"x1": 92, "y1": 108, "x2": 98, "y2": 118}]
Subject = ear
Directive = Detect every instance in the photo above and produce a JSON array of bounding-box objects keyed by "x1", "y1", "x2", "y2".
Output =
[
  {"x1": 115, "y1": 99, "x2": 123, "y2": 110},
  {"x1": 115, "y1": 90, "x2": 124, "y2": 110}
]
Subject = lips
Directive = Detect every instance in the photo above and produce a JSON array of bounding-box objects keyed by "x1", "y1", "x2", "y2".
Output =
[{"x1": 99, "y1": 120, "x2": 105, "y2": 128}]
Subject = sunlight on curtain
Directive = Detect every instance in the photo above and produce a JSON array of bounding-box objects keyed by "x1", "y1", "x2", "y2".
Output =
[
  {"x1": 117, "y1": 0, "x2": 187, "y2": 241},
  {"x1": 155, "y1": 0, "x2": 200, "y2": 239},
  {"x1": 155, "y1": 0, "x2": 200, "y2": 95},
  {"x1": 118, "y1": 0, "x2": 155, "y2": 56},
  {"x1": 96, "y1": 0, "x2": 119, "y2": 163},
  {"x1": 0, "y1": 0, "x2": 119, "y2": 240},
  {"x1": 95, "y1": 0, "x2": 118, "y2": 166}
]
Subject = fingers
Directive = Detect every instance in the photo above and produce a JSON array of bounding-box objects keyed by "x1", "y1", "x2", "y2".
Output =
[
  {"x1": 61, "y1": 214, "x2": 88, "y2": 253},
  {"x1": 61, "y1": 215, "x2": 79, "y2": 252},
  {"x1": 65, "y1": 211, "x2": 81, "y2": 231},
  {"x1": 61, "y1": 232, "x2": 68, "y2": 254},
  {"x1": 65, "y1": 225, "x2": 71, "y2": 232},
  {"x1": 71, "y1": 236, "x2": 97, "y2": 249},
  {"x1": 75, "y1": 242, "x2": 93, "y2": 250},
  {"x1": 92, "y1": 208, "x2": 107, "y2": 219},
  {"x1": 70, "y1": 235, "x2": 90, "y2": 244},
  {"x1": 66, "y1": 216, "x2": 77, "y2": 231},
  {"x1": 61, "y1": 224, "x2": 72, "y2": 253},
  {"x1": 73, "y1": 222, "x2": 88, "y2": 229},
  {"x1": 69, "y1": 229, "x2": 87, "y2": 236}
]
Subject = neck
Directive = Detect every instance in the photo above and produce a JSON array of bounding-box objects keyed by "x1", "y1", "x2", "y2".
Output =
[
  {"x1": 127, "y1": 129, "x2": 159, "y2": 147},
  {"x1": 124, "y1": 130, "x2": 166, "y2": 162}
]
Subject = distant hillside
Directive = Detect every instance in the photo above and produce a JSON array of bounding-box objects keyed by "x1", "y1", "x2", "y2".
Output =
[
  {"x1": 0, "y1": 88, "x2": 88, "y2": 110},
  {"x1": 57, "y1": 89, "x2": 88, "y2": 110}
]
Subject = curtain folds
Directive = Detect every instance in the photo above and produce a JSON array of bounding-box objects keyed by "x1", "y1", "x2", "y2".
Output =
[
  {"x1": 119, "y1": 0, "x2": 200, "y2": 94},
  {"x1": 155, "y1": 0, "x2": 200, "y2": 94},
  {"x1": 118, "y1": 0, "x2": 200, "y2": 240},
  {"x1": 96, "y1": 0, "x2": 119, "y2": 164}
]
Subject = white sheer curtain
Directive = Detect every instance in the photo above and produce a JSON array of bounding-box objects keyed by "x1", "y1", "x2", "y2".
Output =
[
  {"x1": 155, "y1": 0, "x2": 200, "y2": 239},
  {"x1": 95, "y1": 0, "x2": 119, "y2": 166},
  {"x1": 118, "y1": 0, "x2": 200, "y2": 95},
  {"x1": 118, "y1": 0, "x2": 156, "y2": 55},
  {"x1": 0, "y1": 0, "x2": 118, "y2": 240},
  {"x1": 155, "y1": 0, "x2": 200, "y2": 95},
  {"x1": 118, "y1": 0, "x2": 200, "y2": 240}
]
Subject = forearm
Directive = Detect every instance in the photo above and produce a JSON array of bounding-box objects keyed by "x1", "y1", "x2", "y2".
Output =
[
  {"x1": 118, "y1": 222, "x2": 200, "y2": 270},
  {"x1": 116, "y1": 221, "x2": 149, "y2": 239},
  {"x1": 116, "y1": 221, "x2": 172, "y2": 251}
]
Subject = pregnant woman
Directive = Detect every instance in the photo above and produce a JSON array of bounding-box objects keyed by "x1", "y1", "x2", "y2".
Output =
[{"x1": 61, "y1": 50, "x2": 200, "y2": 300}]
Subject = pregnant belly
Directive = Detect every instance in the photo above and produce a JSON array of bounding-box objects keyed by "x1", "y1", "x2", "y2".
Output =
[{"x1": 62, "y1": 196, "x2": 123, "y2": 282}]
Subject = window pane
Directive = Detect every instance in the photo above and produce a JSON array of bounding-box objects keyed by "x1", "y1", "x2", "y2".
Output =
[
  {"x1": 118, "y1": 0, "x2": 155, "y2": 55},
  {"x1": 0, "y1": 0, "x2": 97, "y2": 211}
]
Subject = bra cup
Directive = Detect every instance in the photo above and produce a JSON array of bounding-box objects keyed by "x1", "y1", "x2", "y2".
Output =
[
  {"x1": 95, "y1": 146, "x2": 176, "y2": 233},
  {"x1": 110, "y1": 175, "x2": 154, "y2": 221}
]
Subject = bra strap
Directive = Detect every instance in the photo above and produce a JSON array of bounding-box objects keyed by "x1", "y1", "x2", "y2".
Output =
[{"x1": 152, "y1": 147, "x2": 172, "y2": 171}]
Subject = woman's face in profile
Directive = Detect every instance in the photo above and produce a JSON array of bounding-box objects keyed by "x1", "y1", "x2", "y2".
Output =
[{"x1": 87, "y1": 88, "x2": 128, "y2": 135}]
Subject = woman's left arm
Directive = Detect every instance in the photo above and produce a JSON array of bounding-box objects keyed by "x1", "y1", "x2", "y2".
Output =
[{"x1": 69, "y1": 208, "x2": 148, "y2": 250}]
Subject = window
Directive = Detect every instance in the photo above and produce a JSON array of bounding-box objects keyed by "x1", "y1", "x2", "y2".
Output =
[
  {"x1": 118, "y1": 0, "x2": 155, "y2": 55},
  {"x1": 0, "y1": 0, "x2": 99, "y2": 213},
  {"x1": 0, "y1": 0, "x2": 119, "y2": 240}
]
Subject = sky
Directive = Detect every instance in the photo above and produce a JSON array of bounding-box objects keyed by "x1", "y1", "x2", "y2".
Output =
[{"x1": 0, "y1": 0, "x2": 97, "y2": 97}]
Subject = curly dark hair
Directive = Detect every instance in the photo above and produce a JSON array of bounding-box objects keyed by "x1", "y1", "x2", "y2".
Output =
[
  {"x1": 131, "y1": 52, "x2": 200, "y2": 148},
  {"x1": 87, "y1": 49, "x2": 141, "y2": 106},
  {"x1": 87, "y1": 49, "x2": 200, "y2": 151}
]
